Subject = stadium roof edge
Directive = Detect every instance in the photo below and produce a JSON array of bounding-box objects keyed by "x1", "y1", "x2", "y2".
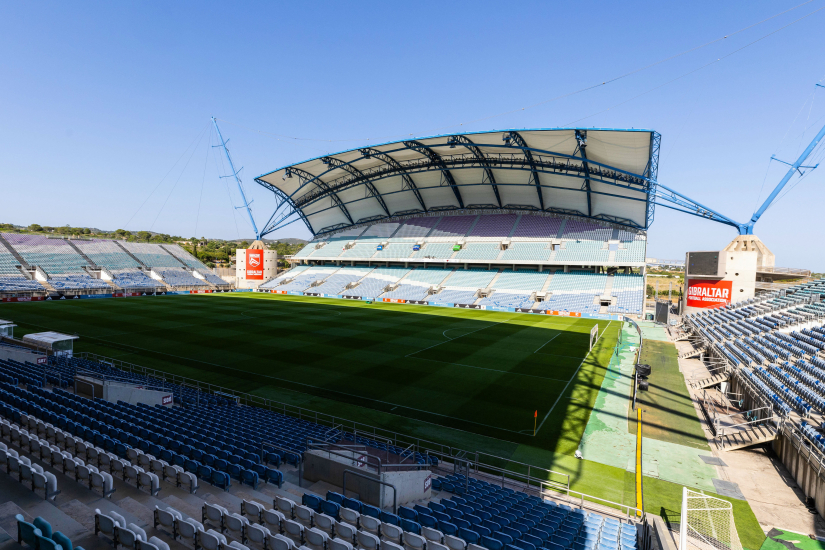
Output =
[{"x1": 255, "y1": 127, "x2": 660, "y2": 237}]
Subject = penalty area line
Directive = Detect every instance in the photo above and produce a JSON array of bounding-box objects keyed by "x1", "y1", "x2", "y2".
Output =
[{"x1": 534, "y1": 320, "x2": 612, "y2": 435}]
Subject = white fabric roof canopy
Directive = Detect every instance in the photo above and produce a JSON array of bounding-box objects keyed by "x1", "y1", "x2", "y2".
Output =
[{"x1": 255, "y1": 128, "x2": 659, "y2": 236}]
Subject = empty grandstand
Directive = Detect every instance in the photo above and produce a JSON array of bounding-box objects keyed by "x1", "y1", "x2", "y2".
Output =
[
  {"x1": 251, "y1": 129, "x2": 653, "y2": 317},
  {"x1": 0, "y1": 234, "x2": 231, "y2": 296}
]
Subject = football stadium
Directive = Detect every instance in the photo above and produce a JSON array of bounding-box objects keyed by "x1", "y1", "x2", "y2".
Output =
[{"x1": 3, "y1": 6, "x2": 825, "y2": 550}]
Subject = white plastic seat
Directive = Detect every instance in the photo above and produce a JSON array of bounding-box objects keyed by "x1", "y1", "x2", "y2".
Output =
[
  {"x1": 150, "y1": 459, "x2": 166, "y2": 476},
  {"x1": 283, "y1": 520, "x2": 304, "y2": 545},
  {"x1": 225, "y1": 513, "x2": 249, "y2": 541},
  {"x1": 467, "y1": 544, "x2": 485, "y2": 550},
  {"x1": 242, "y1": 500, "x2": 265, "y2": 523},
  {"x1": 87, "y1": 446, "x2": 101, "y2": 465},
  {"x1": 29, "y1": 437, "x2": 42, "y2": 456},
  {"x1": 92, "y1": 471, "x2": 115, "y2": 498},
  {"x1": 304, "y1": 528, "x2": 329, "y2": 550},
  {"x1": 229, "y1": 542, "x2": 250, "y2": 550},
  {"x1": 444, "y1": 536, "x2": 465, "y2": 550},
  {"x1": 33, "y1": 470, "x2": 60, "y2": 500},
  {"x1": 139, "y1": 471, "x2": 160, "y2": 496},
  {"x1": 381, "y1": 523, "x2": 402, "y2": 545},
  {"x1": 112, "y1": 459, "x2": 127, "y2": 478},
  {"x1": 427, "y1": 543, "x2": 448, "y2": 550},
  {"x1": 205, "y1": 503, "x2": 229, "y2": 530},
  {"x1": 154, "y1": 507, "x2": 178, "y2": 534},
  {"x1": 177, "y1": 518, "x2": 205, "y2": 548},
  {"x1": 313, "y1": 514, "x2": 335, "y2": 536},
  {"x1": 163, "y1": 464, "x2": 180, "y2": 482},
  {"x1": 199, "y1": 530, "x2": 226, "y2": 550},
  {"x1": 50, "y1": 448, "x2": 64, "y2": 469},
  {"x1": 263, "y1": 510, "x2": 285, "y2": 533},
  {"x1": 383, "y1": 542, "x2": 403, "y2": 550},
  {"x1": 245, "y1": 524, "x2": 270, "y2": 548},
  {"x1": 339, "y1": 509, "x2": 360, "y2": 527},
  {"x1": 40, "y1": 444, "x2": 52, "y2": 462},
  {"x1": 404, "y1": 533, "x2": 426, "y2": 550},
  {"x1": 20, "y1": 464, "x2": 34, "y2": 487},
  {"x1": 138, "y1": 453, "x2": 153, "y2": 470},
  {"x1": 95, "y1": 511, "x2": 120, "y2": 539},
  {"x1": 20, "y1": 431, "x2": 31, "y2": 451},
  {"x1": 268, "y1": 534, "x2": 296, "y2": 550},
  {"x1": 335, "y1": 522, "x2": 357, "y2": 544},
  {"x1": 294, "y1": 506, "x2": 314, "y2": 528},
  {"x1": 77, "y1": 464, "x2": 93, "y2": 487},
  {"x1": 46, "y1": 425, "x2": 56, "y2": 441},
  {"x1": 8, "y1": 455, "x2": 20, "y2": 476},
  {"x1": 54, "y1": 430, "x2": 65, "y2": 448},
  {"x1": 179, "y1": 471, "x2": 198, "y2": 494},
  {"x1": 360, "y1": 517, "x2": 380, "y2": 536},
  {"x1": 75, "y1": 439, "x2": 88, "y2": 460},
  {"x1": 357, "y1": 530, "x2": 380, "y2": 550},
  {"x1": 125, "y1": 465, "x2": 141, "y2": 485},
  {"x1": 127, "y1": 448, "x2": 141, "y2": 463},
  {"x1": 276, "y1": 498, "x2": 295, "y2": 519},
  {"x1": 329, "y1": 540, "x2": 354, "y2": 550},
  {"x1": 421, "y1": 528, "x2": 443, "y2": 544}
]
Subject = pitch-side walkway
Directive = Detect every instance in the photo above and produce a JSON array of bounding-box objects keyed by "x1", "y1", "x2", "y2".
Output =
[{"x1": 579, "y1": 323, "x2": 718, "y2": 491}]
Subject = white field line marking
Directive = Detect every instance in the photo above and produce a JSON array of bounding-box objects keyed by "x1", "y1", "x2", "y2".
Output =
[
  {"x1": 81, "y1": 337, "x2": 526, "y2": 434},
  {"x1": 534, "y1": 333, "x2": 560, "y2": 354},
  {"x1": 408, "y1": 356, "x2": 570, "y2": 383},
  {"x1": 405, "y1": 317, "x2": 515, "y2": 357},
  {"x1": 535, "y1": 320, "x2": 613, "y2": 435}
]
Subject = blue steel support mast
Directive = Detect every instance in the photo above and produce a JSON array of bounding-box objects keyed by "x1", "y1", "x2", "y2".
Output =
[{"x1": 212, "y1": 117, "x2": 261, "y2": 241}]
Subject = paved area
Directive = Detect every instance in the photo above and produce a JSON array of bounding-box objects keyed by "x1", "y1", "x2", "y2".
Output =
[{"x1": 579, "y1": 323, "x2": 718, "y2": 491}]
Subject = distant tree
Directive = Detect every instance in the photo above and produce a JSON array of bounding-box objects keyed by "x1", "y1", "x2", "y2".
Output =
[
  {"x1": 28, "y1": 224, "x2": 43, "y2": 232},
  {"x1": 137, "y1": 231, "x2": 152, "y2": 241}
]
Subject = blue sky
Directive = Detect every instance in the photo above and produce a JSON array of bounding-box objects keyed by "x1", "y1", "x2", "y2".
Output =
[{"x1": 2, "y1": 1, "x2": 825, "y2": 269}]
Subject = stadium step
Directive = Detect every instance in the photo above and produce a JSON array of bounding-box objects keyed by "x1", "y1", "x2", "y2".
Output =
[
  {"x1": 718, "y1": 423, "x2": 778, "y2": 451},
  {"x1": 64, "y1": 240, "x2": 100, "y2": 269},
  {"x1": 159, "y1": 245, "x2": 193, "y2": 269},
  {"x1": 603, "y1": 273, "x2": 615, "y2": 295},
  {"x1": 680, "y1": 345, "x2": 708, "y2": 360},
  {"x1": 112, "y1": 240, "x2": 148, "y2": 268},
  {"x1": 690, "y1": 372, "x2": 728, "y2": 389},
  {"x1": 0, "y1": 233, "x2": 29, "y2": 268}
]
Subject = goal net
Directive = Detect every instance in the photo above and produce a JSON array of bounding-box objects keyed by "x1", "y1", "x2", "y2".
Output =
[
  {"x1": 589, "y1": 324, "x2": 599, "y2": 351},
  {"x1": 680, "y1": 488, "x2": 743, "y2": 550}
]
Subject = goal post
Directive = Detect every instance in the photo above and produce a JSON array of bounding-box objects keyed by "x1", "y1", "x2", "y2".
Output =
[
  {"x1": 679, "y1": 487, "x2": 743, "y2": 550},
  {"x1": 589, "y1": 324, "x2": 599, "y2": 351}
]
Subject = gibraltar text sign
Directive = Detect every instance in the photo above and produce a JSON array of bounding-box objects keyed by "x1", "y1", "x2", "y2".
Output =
[
  {"x1": 686, "y1": 279, "x2": 732, "y2": 308},
  {"x1": 246, "y1": 249, "x2": 264, "y2": 280}
]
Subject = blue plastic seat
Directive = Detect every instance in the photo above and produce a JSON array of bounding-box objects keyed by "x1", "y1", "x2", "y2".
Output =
[
  {"x1": 198, "y1": 464, "x2": 214, "y2": 480},
  {"x1": 492, "y1": 532, "x2": 513, "y2": 546},
  {"x1": 302, "y1": 494, "x2": 322, "y2": 511},
  {"x1": 380, "y1": 511, "x2": 400, "y2": 526},
  {"x1": 342, "y1": 497, "x2": 362, "y2": 512},
  {"x1": 362, "y1": 504, "x2": 381, "y2": 518},
  {"x1": 52, "y1": 531, "x2": 74, "y2": 550},
  {"x1": 227, "y1": 463, "x2": 242, "y2": 480},
  {"x1": 212, "y1": 470, "x2": 231, "y2": 490},
  {"x1": 400, "y1": 518, "x2": 421, "y2": 535},
  {"x1": 33, "y1": 517, "x2": 52, "y2": 539},
  {"x1": 482, "y1": 536, "x2": 504, "y2": 550},
  {"x1": 459, "y1": 528, "x2": 480, "y2": 545},
  {"x1": 420, "y1": 514, "x2": 438, "y2": 528},
  {"x1": 398, "y1": 507, "x2": 417, "y2": 521},
  {"x1": 439, "y1": 521, "x2": 458, "y2": 536},
  {"x1": 320, "y1": 500, "x2": 340, "y2": 520},
  {"x1": 16, "y1": 515, "x2": 41, "y2": 548},
  {"x1": 327, "y1": 491, "x2": 345, "y2": 504}
]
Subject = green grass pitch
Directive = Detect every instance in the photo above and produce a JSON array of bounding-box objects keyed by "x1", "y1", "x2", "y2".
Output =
[
  {"x1": 5, "y1": 293, "x2": 616, "y2": 453},
  {"x1": 3, "y1": 293, "x2": 767, "y2": 547}
]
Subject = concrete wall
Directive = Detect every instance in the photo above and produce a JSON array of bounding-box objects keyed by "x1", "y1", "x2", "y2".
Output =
[
  {"x1": 683, "y1": 249, "x2": 757, "y2": 316},
  {"x1": 303, "y1": 450, "x2": 431, "y2": 509},
  {"x1": 0, "y1": 346, "x2": 47, "y2": 366},
  {"x1": 772, "y1": 427, "x2": 825, "y2": 519},
  {"x1": 235, "y1": 249, "x2": 278, "y2": 289},
  {"x1": 103, "y1": 381, "x2": 172, "y2": 407}
]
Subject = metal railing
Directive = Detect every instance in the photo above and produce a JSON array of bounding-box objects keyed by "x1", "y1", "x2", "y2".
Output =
[{"x1": 75, "y1": 350, "x2": 647, "y2": 520}]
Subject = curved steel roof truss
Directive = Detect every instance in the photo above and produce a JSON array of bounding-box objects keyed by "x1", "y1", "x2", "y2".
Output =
[{"x1": 254, "y1": 129, "x2": 659, "y2": 236}]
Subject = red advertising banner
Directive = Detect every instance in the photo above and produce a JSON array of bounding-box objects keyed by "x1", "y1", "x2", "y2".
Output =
[
  {"x1": 190, "y1": 290, "x2": 213, "y2": 294},
  {"x1": 686, "y1": 279, "x2": 732, "y2": 309},
  {"x1": 162, "y1": 395, "x2": 173, "y2": 405},
  {"x1": 545, "y1": 310, "x2": 582, "y2": 317},
  {"x1": 1, "y1": 297, "x2": 45, "y2": 303},
  {"x1": 383, "y1": 298, "x2": 406, "y2": 303},
  {"x1": 272, "y1": 290, "x2": 287, "y2": 294},
  {"x1": 113, "y1": 292, "x2": 144, "y2": 298},
  {"x1": 246, "y1": 249, "x2": 264, "y2": 280},
  {"x1": 37, "y1": 357, "x2": 48, "y2": 365}
]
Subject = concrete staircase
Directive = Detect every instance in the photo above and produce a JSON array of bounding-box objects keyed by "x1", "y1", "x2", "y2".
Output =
[
  {"x1": 680, "y1": 344, "x2": 708, "y2": 360},
  {"x1": 64, "y1": 240, "x2": 99, "y2": 269},
  {"x1": 0, "y1": 234, "x2": 29, "y2": 268},
  {"x1": 717, "y1": 424, "x2": 778, "y2": 451},
  {"x1": 112, "y1": 241, "x2": 148, "y2": 268},
  {"x1": 603, "y1": 273, "x2": 614, "y2": 295},
  {"x1": 690, "y1": 372, "x2": 728, "y2": 390}
]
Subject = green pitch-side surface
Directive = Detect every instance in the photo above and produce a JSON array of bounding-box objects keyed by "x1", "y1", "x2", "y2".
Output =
[{"x1": 2, "y1": 293, "x2": 766, "y2": 546}]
